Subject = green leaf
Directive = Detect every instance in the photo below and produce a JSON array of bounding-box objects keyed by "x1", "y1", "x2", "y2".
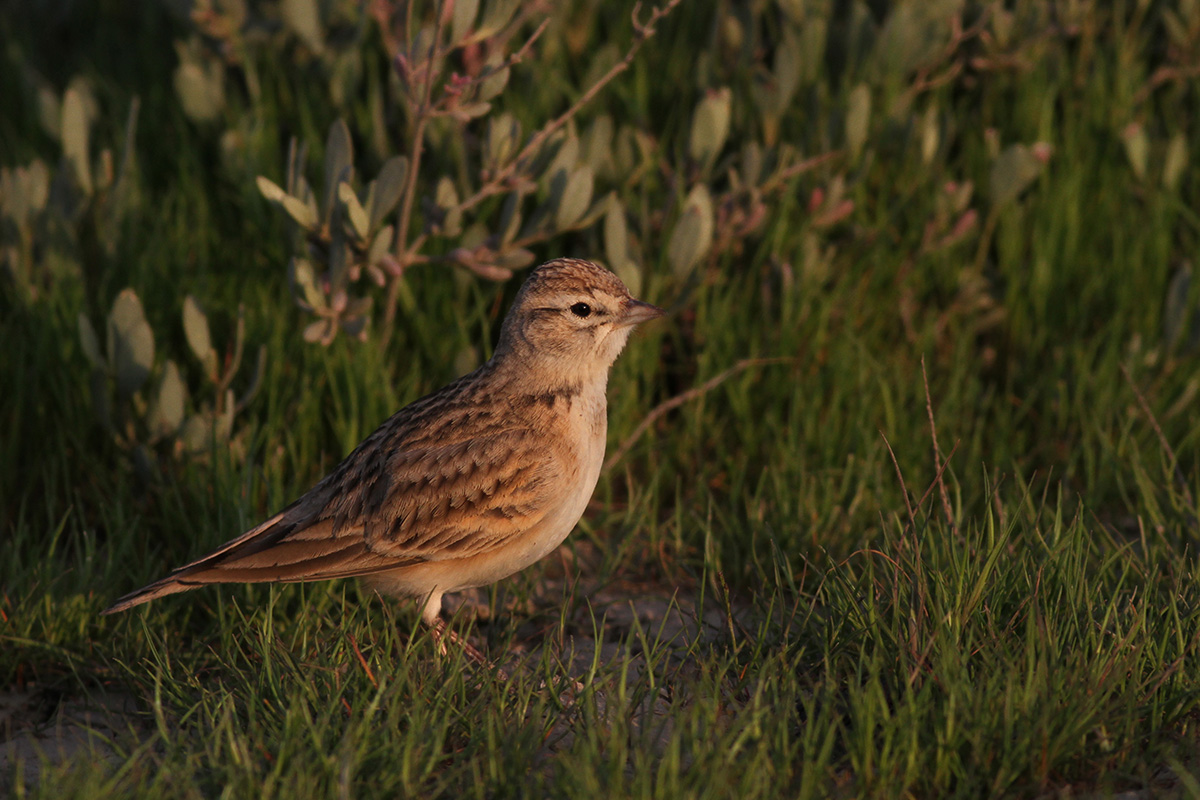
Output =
[
  {"x1": 554, "y1": 165, "x2": 594, "y2": 230},
  {"x1": 21, "y1": 160, "x2": 51, "y2": 217},
  {"x1": 219, "y1": 389, "x2": 236, "y2": 440},
  {"x1": 453, "y1": 102, "x2": 492, "y2": 121},
  {"x1": 667, "y1": 185, "x2": 714, "y2": 279},
  {"x1": 495, "y1": 248, "x2": 535, "y2": 269},
  {"x1": 688, "y1": 88, "x2": 732, "y2": 169},
  {"x1": 845, "y1": 84, "x2": 872, "y2": 161},
  {"x1": 920, "y1": 104, "x2": 940, "y2": 165},
  {"x1": 573, "y1": 190, "x2": 613, "y2": 231},
  {"x1": 303, "y1": 319, "x2": 335, "y2": 345},
  {"x1": 150, "y1": 359, "x2": 186, "y2": 438},
  {"x1": 173, "y1": 57, "x2": 224, "y2": 123},
  {"x1": 256, "y1": 175, "x2": 288, "y2": 204},
  {"x1": 435, "y1": 177, "x2": 462, "y2": 236},
  {"x1": 339, "y1": 182, "x2": 370, "y2": 240},
  {"x1": 1163, "y1": 132, "x2": 1188, "y2": 191},
  {"x1": 107, "y1": 289, "x2": 155, "y2": 397},
  {"x1": 323, "y1": 119, "x2": 354, "y2": 223},
  {"x1": 328, "y1": 238, "x2": 350, "y2": 292},
  {"x1": 282, "y1": 0, "x2": 324, "y2": 53},
  {"x1": 368, "y1": 225, "x2": 394, "y2": 267},
  {"x1": 283, "y1": 194, "x2": 319, "y2": 229},
  {"x1": 604, "y1": 199, "x2": 629, "y2": 272},
  {"x1": 1121, "y1": 123, "x2": 1148, "y2": 181},
  {"x1": 62, "y1": 87, "x2": 92, "y2": 195},
  {"x1": 479, "y1": 64, "x2": 510, "y2": 101},
  {"x1": 475, "y1": 0, "x2": 521, "y2": 40},
  {"x1": 180, "y1": 416, "x2": 213, "y2": 454},
  {"x1": 582, "y1": 115, "x2": 614, "y2": 174},
  {"x1": 486, "y1": 113, "x2": 521, "y2": 171},
  {"x1": 771, "y1": 28, "x2": 803, "y2": 114},
  {"x1": 182, "y1": 295, "x2": 212, "y2": 365},
  {"x1": 498, "y1": 191, "x2": 523, "y2": 245},
  {"x1": 542, "y1": 132, "x2": 579, "y2": 184},
  {"x1": 369, "y1": 156, "x2": 408, "y2": 228},
  {"x1": 989, "y1": 144, "x2": 1046, "y2": 209},
  {"x1": 451, "y1": 0, "x2": 479, "y2": 43},
  {"x1": 289, "y1": 258, "x2": 326, "y2": 310}
]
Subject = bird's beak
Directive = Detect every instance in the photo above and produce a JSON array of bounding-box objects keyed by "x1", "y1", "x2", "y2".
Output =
[{"x1": 619, "y1": 299, "x2": 666, "y2": 327}]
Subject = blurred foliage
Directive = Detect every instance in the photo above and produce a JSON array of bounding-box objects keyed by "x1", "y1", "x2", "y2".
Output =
[
  {"x1": 1, "y1": 80, "x2": 139, "y2": 302},
  {"x1": 78, "y1": 288, "x2": 266, "y2": 481}
]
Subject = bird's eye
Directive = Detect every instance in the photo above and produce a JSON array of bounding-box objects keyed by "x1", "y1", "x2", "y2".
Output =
[{"x1": 570, "y1": 302, "x2": 592, "y2": 318}]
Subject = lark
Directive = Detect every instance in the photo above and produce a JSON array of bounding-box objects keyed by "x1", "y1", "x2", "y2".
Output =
[{"x1": 103, "y1": 258, "x2": 664, "y2": 646}]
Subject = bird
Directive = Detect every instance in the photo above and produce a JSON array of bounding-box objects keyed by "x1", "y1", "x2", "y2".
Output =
[{"x1": 102, "y1": 258, "x2": 664, "y2": 651}]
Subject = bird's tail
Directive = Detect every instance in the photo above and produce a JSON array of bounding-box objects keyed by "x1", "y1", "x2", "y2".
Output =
[{"x1": 101, "y1": 575, "x2": 208, "y2": 615}]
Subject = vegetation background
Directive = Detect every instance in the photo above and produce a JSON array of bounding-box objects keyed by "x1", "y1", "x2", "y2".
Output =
[{"x1": 4, "y1": 0, "x2": 1200, "y2": 796}]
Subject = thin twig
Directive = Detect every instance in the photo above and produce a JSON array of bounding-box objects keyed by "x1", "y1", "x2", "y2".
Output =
[
  {"x1": 1132, "y1": 62, "x2": 1200, "y2": 107},
  {"x1": 921, "y1": 356, "x2": 958, "y2": 534},
  {"x1": 347, "y1": 633, "x2": 378, "y2": 689},
  {"x1": 603, "y1": 357, "x2": 793, "y2": 472},
  {"x1": 880, "y1": 429, "x2": 917, "y2": 531},
  {"x1": 759, "y1": 150, "x2": 843, "y2": 195},
  {"x1": 455, "y1": 0, "x2": 684, "y2": 218},
  {"x1": 455, "y1": 18, "x2": 550, "y2": 97},
  {"x1": 381, "y1": 1, "x2": 448, "y2": 349},
  {"x1": 910, "y1": 439, "x2": 961, "y2": 520}
]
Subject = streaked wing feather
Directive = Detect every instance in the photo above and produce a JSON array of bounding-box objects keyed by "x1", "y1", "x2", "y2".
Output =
[
  {"x1": 177, "y1": 430, "x2": 558, "y2": 584},
  {"x1": 362, "y1": 431, "x2": 558, "y2": 561}
]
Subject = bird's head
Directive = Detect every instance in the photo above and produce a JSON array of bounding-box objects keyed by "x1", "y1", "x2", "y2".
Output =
[{"x1": 496, "y1": 258, "x2": 664, "y2": 382}]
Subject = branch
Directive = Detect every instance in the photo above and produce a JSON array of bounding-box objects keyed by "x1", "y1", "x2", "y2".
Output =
[
  {"x1": 381, "y1": 0, "x2": 448, "y2": 349},
  {"x1": 455, "y1": 0, "x2": 684, "y2": 217},
  {"x1": 921, "y1": 356, "x2": 958, "y2": 535},
  {"x1": 604, "y1": 357, "x2": 793, "y2": 472}
]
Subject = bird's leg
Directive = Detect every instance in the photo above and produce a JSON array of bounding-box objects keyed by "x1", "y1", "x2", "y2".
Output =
[{"x1": 429, "y1": 617, "x2": 508, "y2": 680}]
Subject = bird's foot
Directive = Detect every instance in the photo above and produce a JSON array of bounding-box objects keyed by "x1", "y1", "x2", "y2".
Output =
[{"x1": 430, "y1": 617, "x2": 509, "y2": 680}]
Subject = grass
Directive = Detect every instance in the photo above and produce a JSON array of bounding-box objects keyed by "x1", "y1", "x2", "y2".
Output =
[{"x1": 5, "y1": 0, "x2": 1200, "y2": 797}]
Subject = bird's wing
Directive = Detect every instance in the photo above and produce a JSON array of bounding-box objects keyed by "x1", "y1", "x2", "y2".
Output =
[
  {"x1": 181, "y1": 428, "x2": 561, "y2": 577},
  {"x1": 356, "y1": 428, "x2": 563, "y2": 560},
  {"x1": 100, "y1": 418, "x2": 569, "y2": 615}
]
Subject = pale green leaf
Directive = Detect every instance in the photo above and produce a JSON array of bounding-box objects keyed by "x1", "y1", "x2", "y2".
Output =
[
  {"x1": 1163, "y1": 132, "x2": 1188, "y2": 191},
  {"x1": 182, "y1": 295, "x2": 212, "y2": 365},
  {"x1": 369, "y1": 156, "x2": 408, "y2": 228},
  {"x1": 845, "y1": 84, "x2": 872, "y2": 161},
  {"x1": 108, "y1": 288, "x2": 155, "y2": 397},
  {"x1": 604, "y1": 199, "x2": 629, "y2": 271},
  {"x1": 283, "y1": 194, "x2": 319, "y2": 229},
  {"x1": 282, "y1": 0, "x2": 324, "y2": 53},
  {"x1": 688, "y1": 88, "x2": 732, "y2": 169},
  {"x1": 339, "y1": 182, "x2": 370, "y2": 240},
  {"x1": 323, "y1": 119, "x2": 353, "y2": 220},
  {"x1": 256, "y1": 175, "x2": 288, "y2": 203},
  {"x1": 151, "y1": 359, "x2": 186, "y2": 437},
  {"x1": 989, "y1": 144, "x2": 1046, "y2": 209},
  {"x1": 62, "y1": 87, "x2": 92, "y2": 195},
  {"x1": 554, "y1": 165, "x2": 594, "y2": 230},
  {"x1": 475, "y1": 0, "x2": 521, "y2": 40},
  {"x1": 667, "y1": 185, "x2": 714, "y2": 279},
  {"x1": 451, "y1": 0, "x2": 479, "y2": 43}
]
